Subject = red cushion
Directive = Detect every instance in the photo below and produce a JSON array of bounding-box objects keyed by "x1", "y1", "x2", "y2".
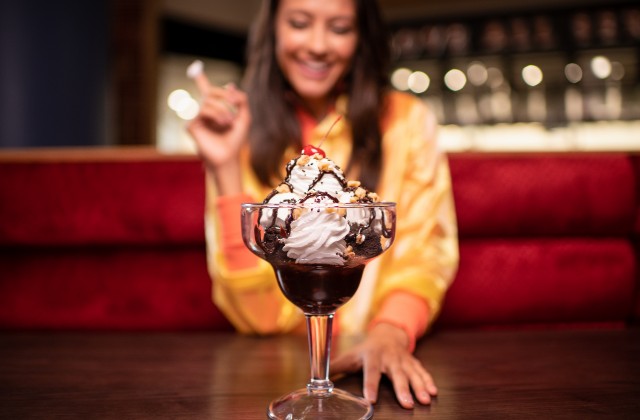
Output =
[
  {"x1": 1, "y1": 149, "x2": 637, "y2": 330},
  {"x1": 0, "y1": 245, "x2": 232, "y2": 331},
  {"x1": 631, "y1": 155, "x2": 640, "y2": 235},
  {"x1": 450, "y1": 153, "x2": 636, "y2": 238},
  {"x1": 0, "y1": 156, "x2": 206, "y2": 246},
  {"x1": 439, "y1": 238, "x2": 636, "y2": 328}
]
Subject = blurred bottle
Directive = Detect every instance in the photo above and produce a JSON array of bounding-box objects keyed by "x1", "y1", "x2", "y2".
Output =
[
  {"x1": 419, "y1": 24, "x2": 446, "y2": 57},
  {"x1": 392, "y1": 28, "x2": 422, "y2": 60},
  {"x1": 572, "y1": 11, "x2": 593, "y2": 48},
  {"x1": 446, "y1": 23, "x2": 470, "y2": 56},
  {"x1": 532, "y1": 15, "x2": 557, "y2": 50},
  {"x1": 622, "y1": 8, "x2": 640, "y2": 43},
  {"x1": 481, "y1": 19, "x2": 508, "y2": 53},
  {"x1": 596, "y1": 9, "x2": 618, "y2": 46},
  {"x1": 510, "y1": 17, "x2": 532, "y2": 52}
]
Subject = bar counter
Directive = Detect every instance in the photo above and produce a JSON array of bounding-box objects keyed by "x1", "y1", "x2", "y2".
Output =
[{"x1": 1, "y1": 328, "x2": 639, "y2": 419}]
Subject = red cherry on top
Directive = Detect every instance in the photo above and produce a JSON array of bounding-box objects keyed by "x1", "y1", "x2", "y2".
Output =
[{"x1": 301, "y1": 145, "x2": 326, "y2": 158}]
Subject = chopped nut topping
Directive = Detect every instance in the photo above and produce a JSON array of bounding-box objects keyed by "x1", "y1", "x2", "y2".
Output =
[
  {"x1": 344, "y1": 245, "x2": 355, "y2": 259},
  {"x1": 367, "y1": 192, "x2": 379, "y2": 202},
  {"x1": 349, "y1": 196, "x2": 358, "y2": 203},
  {"x1": 297, "y1": 155, "x2": 310, "y2": 166},
  {"x1": 318, "y1": 160, "x2": 332, "y2": 171},
  {"x1": 325, "y1": 207, "x2": 346, "y2": 217},
  {"x1": 347, "y1": 180, "x2": 361, "y2": 188},
  {"x1": 292, "y1": 208, "x2": 302, "y2": 219},
  {"x1": 276, "y1": 184, "x2": 291, "y2": 193},
  {"x1": 312, "y1": 153, "x2": 324, "y2": 160},
  {"x1": 355, "y1": 187, "x2": 367, "y2": 199}
]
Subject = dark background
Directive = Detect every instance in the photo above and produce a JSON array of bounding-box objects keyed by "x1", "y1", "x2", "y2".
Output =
[{"x1": 0, "y1": 0, "x2": 636, "y2": 148}]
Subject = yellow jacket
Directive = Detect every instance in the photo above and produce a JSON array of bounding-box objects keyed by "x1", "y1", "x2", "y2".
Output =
[{"x1": 204, "y1": 91, "x2": 459, "y2": 338}]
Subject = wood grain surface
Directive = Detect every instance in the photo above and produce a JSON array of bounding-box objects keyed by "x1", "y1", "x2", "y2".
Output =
[{"x1": 1, "y1": 328, "x2": 638, "y2": 419}]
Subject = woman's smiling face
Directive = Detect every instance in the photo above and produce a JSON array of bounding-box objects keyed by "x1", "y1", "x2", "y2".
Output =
[{"x1": 274, "y1": 0, "x2": 358, "y2": 117}]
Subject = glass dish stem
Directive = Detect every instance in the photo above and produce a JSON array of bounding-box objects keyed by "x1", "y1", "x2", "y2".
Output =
[{"x1": 306, "y1": 314, "x2": 334, "y2": 396}]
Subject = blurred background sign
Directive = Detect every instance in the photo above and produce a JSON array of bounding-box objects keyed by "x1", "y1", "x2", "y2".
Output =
[{"x1": 1, "y1": 0, "x2": 638, "y2": 152}]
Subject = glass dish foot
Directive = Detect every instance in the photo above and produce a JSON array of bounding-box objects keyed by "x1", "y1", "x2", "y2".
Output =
[{"x1": 267, "y1": 387, "x2": 373, "y2": 420}]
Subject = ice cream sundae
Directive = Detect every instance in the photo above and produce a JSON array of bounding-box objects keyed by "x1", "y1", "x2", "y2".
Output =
[
  {"x1": 260, "y1": 147, "x2": 387, "y2": 258},
  {"x1": 240, "y1": 141, "x2": 396, "y2": 420},
  {"x1": 250, "y1": 145, "x2": 394, "y2": 314}
]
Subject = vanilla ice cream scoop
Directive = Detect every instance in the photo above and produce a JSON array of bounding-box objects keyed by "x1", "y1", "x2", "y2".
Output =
[{"x1": 258, "y1": 125, "x2": 382, "y2": 264}]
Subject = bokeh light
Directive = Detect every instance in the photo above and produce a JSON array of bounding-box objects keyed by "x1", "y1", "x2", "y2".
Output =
[
  {"x1": 168, "y1": 89, "x2": 199, "y2": 120},
  {"x1": 467, "y1": 62, "x2": 488, "y2": 86},
  {"x1": 408, "y1": 71, "x2": 430, "y2": 94},
  {"x1": 610, "y1": 61, "x2": 625, "y2": 81},
  {"x1": 564, "y1": 63, "x2": 583, "y2": 83},
  {"x1": 522, "y1": 65, "x2": 543, "y2": 87},
  {"x1": 487, "y1": 67, "x2": 504, "y2": 89},
  {"x1": 391, "y1": 67, "x2": 412, "y2": 91},
  {"x1": 168, "y1": 89, "x2": 191, "y2": 111},
  {"x1": 591, "y1": 56, "x2": 612, "y2": 79},
  {"x1": 444, "y1": 69, "x2": 467, "y2": 91}
]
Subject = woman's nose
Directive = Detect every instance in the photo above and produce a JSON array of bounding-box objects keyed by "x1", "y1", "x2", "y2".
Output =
[{"x1": 308, "y1": 26, "x2": 328, "y2": 55}]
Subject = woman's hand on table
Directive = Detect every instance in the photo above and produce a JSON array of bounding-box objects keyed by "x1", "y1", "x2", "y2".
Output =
[{"x1": 331, "y1": 322, "x2": 437, "y2": 409}]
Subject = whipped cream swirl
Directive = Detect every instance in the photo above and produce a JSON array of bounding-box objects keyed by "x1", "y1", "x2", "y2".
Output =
[
  {"x1": 282, "y1": 209, "x2": 350, "y2": 265},
  {"x1": 259, "y1": 192, "x2": 297, "y2": 227},
  {"x1": 287, "y1": 156, "x2": 345, "y2": 196}
]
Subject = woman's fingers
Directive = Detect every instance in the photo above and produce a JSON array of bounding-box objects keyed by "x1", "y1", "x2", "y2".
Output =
[
  {"x1": 331, "y1": 348, "x2": 438, "y2": 411},
  {"x1": 200, "y1": 96, "x2": 236, "y2": 128},
  {"x1": 185, "y1": 61, "x2": 249, "y2": 179},
  {"x1": 193, "y1": 72, "x2": 212, "y2": 95},
  {"x1": 405, "y1": 360, "x2": 432, "y2": 405},
  {"x1": 362, "y1": 354, "x2": 382, "y2": 404},
  {"x1": 222, "y1": 83, "x2": 242, "y2": 112},
  {"x1": 206, "y1": 85, "x2": 239, "y2": 113},
  {"x1": 387, "y1": 360, "x2": 415, "y2": 409},
  {"x1": 187, "y1": 60, "x2": 211, "y2": 94},
  {"x1": 391, "y1": 357, "x2": 438, "y2": 407},
  {"x1": 371, "y1": 351, "x2": 437, "y2": 408},
  {"x1": 331, "y1": 348, "x2": 383, "y2": 404},
  {"x1": 188, "y1": 60, "x2": 240, "y2": 123},
  {"x1": 330, "y1": 351, "x2": 361, "y2": 375},
  {"x1": 421, "y1": 367, "x2": 438, "y2": 396}
]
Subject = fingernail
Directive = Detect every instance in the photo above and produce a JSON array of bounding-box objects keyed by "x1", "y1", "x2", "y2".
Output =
[
  {"x1": 364, "y1": 391, "x2": 376, "y2": 404},
  {"x1": 223, "y1": 101, "x2": 238, "y2": 115},
  {"x1": 187, "y1": 60, "x2": 203, "y2": 79},
  {"x1": 419, "y1": 392, "x2": 432, "y2": 404}
]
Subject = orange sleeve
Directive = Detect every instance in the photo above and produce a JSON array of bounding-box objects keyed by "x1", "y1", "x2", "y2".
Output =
[
  {"x1": 367, "y1": 291, "x2": 430, "y2": 353},
  {"x1": 216, "y1": 193, "x2": 260, "y2": 271}
]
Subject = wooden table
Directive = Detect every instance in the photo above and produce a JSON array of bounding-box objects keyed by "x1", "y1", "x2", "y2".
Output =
[{"x1": 1, "y1": 328, "x2": 639, "y2": 419}]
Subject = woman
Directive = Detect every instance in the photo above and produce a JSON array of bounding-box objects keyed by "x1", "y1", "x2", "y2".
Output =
[{"x1": 188, "y1": 0, "x2": 458, "y2": 409}]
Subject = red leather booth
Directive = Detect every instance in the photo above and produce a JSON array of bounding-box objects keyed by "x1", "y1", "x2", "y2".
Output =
[{"x1": 1, "y1": 149, "x2": 638, "y2": 331}]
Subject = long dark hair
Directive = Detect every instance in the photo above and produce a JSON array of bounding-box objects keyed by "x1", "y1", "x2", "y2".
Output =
[{"x1": 243, "y1": 0, "x2": 390, "y2": 190}]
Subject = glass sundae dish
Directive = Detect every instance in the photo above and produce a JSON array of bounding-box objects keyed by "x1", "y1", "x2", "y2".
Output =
[{"x1": 241, "y1": 146, "x2": 396, "y2": 419}]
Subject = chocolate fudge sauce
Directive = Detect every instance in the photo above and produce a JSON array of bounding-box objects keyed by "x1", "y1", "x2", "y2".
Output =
[{"x1": 272, "y1": 263, "x2": 365, "y2": 315}]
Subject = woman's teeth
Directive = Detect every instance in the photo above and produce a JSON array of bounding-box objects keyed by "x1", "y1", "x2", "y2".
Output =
[
  {"x1": 305, "y1": 61, "x2": 328, "y2": 70},
  {"x1": 301, "y1": 60, "x2": 330, "y2": 75}
]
